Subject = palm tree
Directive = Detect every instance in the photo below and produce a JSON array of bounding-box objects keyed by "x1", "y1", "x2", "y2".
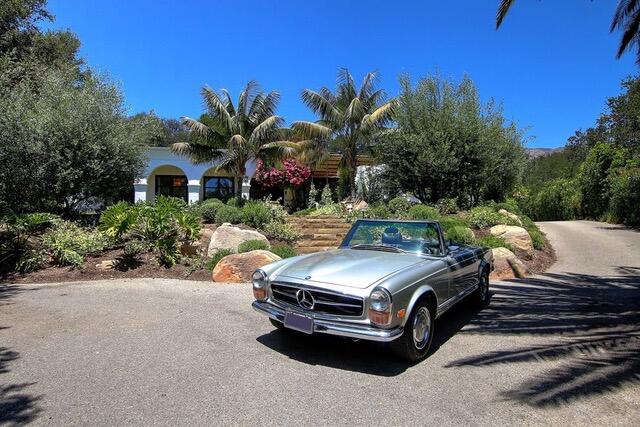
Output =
[
  {"x1": 292, "y1": 69, "x2": 395, "y2": 198},
  {"x1": 496, "y1": 0, "x2": 640, "y2": 64},
  {"x1": 172, "y1": 81, "x2": 302, "y2": 200}
]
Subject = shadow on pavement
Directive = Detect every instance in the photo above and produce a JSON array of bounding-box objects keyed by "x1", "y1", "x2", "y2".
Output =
[
  {"x1": 0, "y1": 285, "x2": 43, "y2": 424},
  {"x1": 256, "y1": 299, "x2": 483, "y2": 377},
  {"x1": 446, "y1": 271, "x2": 640, "y2": 407}
]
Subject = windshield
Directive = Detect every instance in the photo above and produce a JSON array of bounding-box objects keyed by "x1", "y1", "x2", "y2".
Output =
[{"x1": 340, "y1": 220, "x2": 444, "y2": 256}]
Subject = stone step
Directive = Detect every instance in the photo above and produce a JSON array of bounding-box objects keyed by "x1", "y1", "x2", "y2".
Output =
[
  {"x1": 297, "y1": 246, "x2": 338, "y2": 254},
  {"x1": 296, "y1": 239, "x2": 341, "y2": 247},
  {"x1": 300, "y1": 233, "x2": 345, "y2": 240}
]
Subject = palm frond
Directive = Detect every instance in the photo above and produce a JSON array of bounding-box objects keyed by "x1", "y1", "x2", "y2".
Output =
[
  {"x1": 496, "y1": 0, "x2": 516, "y2": 29},
  {"x1": 201, "y1": 87, "x2": 233, "y2": 129},
  {"x1": 301, "y1": 89, "x2": 340, "y2": 123},
  {"x1": 238, "y1": 80, "x2": 260, "y2": 117},
  {"x1": 336, "y1": 68, "x2": 357, "y2": 102},
  {"x1": 612, "y1": 0, "x2": 640, "y2": 31},
  {"x1": 180, "y1": 116, "x2": 215, "y2": 140},
  {"x1": 292, "y1": 121, "x2": 332, "y2": 139},
  {"x1": 359, "y1": 71, "x2": 378, "y2": 100},
  {"x1": 249, "y1": 115, "x2": 284, "y2": 144},
  {"x1": 362, "y1": 101, "x2": 396, "y2": 130},
  {"x1": 345, "y1": 97, "x2": 365, "y2": 123},
  {"x1": 229, "y1": 134, "x2": 247, "y2": 148},
  {"x1": 250, "y1": 90, "x2": 280, "y2": 122},
  {"x1": 220, "y1": 89, "x2": 237, "y2": 116},
  {"x1": 170, "y1": 142, "x2": 226, "y2": 165}
]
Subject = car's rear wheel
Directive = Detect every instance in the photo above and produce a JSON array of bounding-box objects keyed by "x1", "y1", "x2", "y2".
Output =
[
  {"x1": 471, "y1": 269, "x2": 490, "y2": 307},
  {"x1": 390, "y1": 299, "x2": 436, "y2": 362}
]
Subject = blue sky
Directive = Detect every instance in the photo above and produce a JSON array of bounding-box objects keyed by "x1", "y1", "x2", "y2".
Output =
[{"x1": 45, "y1": 0, "x2": 636, "y2": 148}]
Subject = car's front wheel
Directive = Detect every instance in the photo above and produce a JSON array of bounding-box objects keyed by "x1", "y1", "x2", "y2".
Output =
[{"x1": 390, "y1": 299, "x2": 436, "y2": 362}]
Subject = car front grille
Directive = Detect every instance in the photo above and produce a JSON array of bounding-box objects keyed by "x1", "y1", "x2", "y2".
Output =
[{"x1": 270, "y1": 282, "x2": 364, "y2": 317}]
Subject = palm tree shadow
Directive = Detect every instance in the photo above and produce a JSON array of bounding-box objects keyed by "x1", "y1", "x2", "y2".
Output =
[
  {"x1": 446, "y1": 271, "x2": 640, "y2": 406},
  {"x1": 0, "y1": 285, "x2": 43, "y2": 423}
]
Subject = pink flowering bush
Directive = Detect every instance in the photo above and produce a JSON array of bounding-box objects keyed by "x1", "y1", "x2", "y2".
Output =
[{"x1": 255, "y1": 158, "x2": 311, "y2": 188}]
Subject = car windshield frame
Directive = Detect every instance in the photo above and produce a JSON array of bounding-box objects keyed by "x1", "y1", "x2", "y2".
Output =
[{"x1": 339, "y1": 219, "x2": 446, "y2": 257}]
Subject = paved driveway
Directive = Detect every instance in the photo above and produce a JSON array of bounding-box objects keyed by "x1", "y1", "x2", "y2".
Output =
[{"x1": 1, "y1": 221, "x2": 639, "y2": 425}]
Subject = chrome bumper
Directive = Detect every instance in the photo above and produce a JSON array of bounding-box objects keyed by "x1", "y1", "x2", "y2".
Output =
[{"x1": 252, "y1": 300, "x2": 403, "y2": 342}]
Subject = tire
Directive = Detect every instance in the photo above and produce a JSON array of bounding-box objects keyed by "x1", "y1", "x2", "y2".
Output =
[
  {"x1": 390, "y1": 298, "x2": 436, "y2": 362},
  {"x1": 269, "y1": 318, "x2": 286, "y2": 329},
  {"x1": 471, "y1": 269, "x2": 490, "y2": 307}
]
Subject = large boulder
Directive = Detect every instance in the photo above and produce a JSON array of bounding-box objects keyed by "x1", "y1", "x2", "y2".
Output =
[
  {"x1": 490, "y1": 247, "x2": 529, "y2": 280},
  {"x1": 498, "y1": 209, "x2": 523, "y2": 226},
  {"x1": 211, "y1": 250, "x2": 281, "y2": 283},
  {"x1": 207, "y1": 223, "x2": 270, "y2": 256},
  {"x1": 490, "y1": 224, "x2": 533, "y2": 253}
]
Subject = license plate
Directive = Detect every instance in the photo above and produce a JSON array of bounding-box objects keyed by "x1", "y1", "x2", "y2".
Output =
[{"x1": 284, "y1": 312, "x2": 314, "y2": 334}]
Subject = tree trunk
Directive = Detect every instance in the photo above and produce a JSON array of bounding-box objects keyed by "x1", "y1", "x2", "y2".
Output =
[{"x1": 235, "y1": 175, "x2": 243, "y2": 201}]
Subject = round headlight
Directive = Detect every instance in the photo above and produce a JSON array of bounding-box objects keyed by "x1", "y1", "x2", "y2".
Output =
[
  {"x1": 252, "y1": 270, "x2": 267, "y2": 288},
  {"x1": 370, "y1": 288, "x2": 392, "y2": 312}
]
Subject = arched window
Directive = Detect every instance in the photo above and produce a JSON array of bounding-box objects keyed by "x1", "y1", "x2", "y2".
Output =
[
  {"x1": 156, "y1": 175, "x2": 188, "y2": 201},
  {"x1": 203, "y1": 177, "x2": 235, "y2": 201}
]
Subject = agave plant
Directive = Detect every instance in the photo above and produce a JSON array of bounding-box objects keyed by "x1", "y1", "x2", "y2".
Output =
[
  {"x1": 496, "y1": 0, "x2": 640, "y2": 64},
  {"x1": 293, "y1": 69, "x2": 395, "y2": 198},
  {"x1": 173, "y1": 81, "x2": 306, "y2": 200}
]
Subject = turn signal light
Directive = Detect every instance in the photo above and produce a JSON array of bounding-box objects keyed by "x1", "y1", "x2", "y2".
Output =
[
  {"x1": 253, "y1": 287, "x2": 267, "y2": 301},
  {"x1": 369, "y1": 308, "x2": 391, "y2": 326}
]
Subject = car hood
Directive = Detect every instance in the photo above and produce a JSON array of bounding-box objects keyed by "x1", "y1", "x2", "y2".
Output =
[{"x1": 276, "y1": 249, "x2": 425, "y2": 289}]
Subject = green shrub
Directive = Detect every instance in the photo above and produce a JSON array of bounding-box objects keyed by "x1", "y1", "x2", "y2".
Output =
[
  {"x1": 293, "y1": 207, "x2": 315, "y2": 216},
  {"x1": 123, "y1": 239, "x2": 150, "y2": 257},
  {"x1": 388, "y1": 196, "x2": 412, "y2": 216},
  {"x1": 492, "y1": 199, "x2": 522, "y2": 215},
  {"x1": 99, "y1": 201, "x2": 139, "y2": 240},
  {"x1": 320, "y1": 185, "x2": 333, "y2": 205},
  {"x1": 408, "y1": 205, "x2": 440, "y2": 221},
  {"x1": 0, "y1": 211, "x2": 59, "y2": 273},
  {"x1": 242, "y1": 201, "x2": 273, "y2": 229},
  {"x1": 197, "y1": 199, "x2": 224, "y2": 223},
  {"x1": 226, "y1": 198, "x2": 245, "y2": 207},
  {"x1": 609, "y1": 163, "x2": 640, "y2": 226},
  {"x1": 310, "y1": 203, "x2": 342, "y2": 216},
  {"x1": 445, "y1": 226, "x2": 474, "y2": 245},
  {"x1": 474, "y1": 235, "x2": 513, "y2": 251},
  {"x1": 262, "y1": 221, "x2": 301, "y2": 243},
  {"x1": 467, "y1": 207, "x2": 505, "y2": 229},
  {"x1": 364, "y1": 204, "x2": 391, "y2": 219},
  {"x1": 238, "y1": 239, "x2": 270, "y2": 253},
  {"x1": 42, "y1": 221, "x2": 111, "y2": 267},
  {"x1": 215, "y1": 205, "x2": 243, "y2": 224},
  {"x1": 528, "y1": 228, "x2": 545, "y2": 250},
  {"x1": 271, "y1": 245, "x2": 297, "y2": 259},
  {"x1": 206, "y1": 249, "x2": 233, "y2": 271},
  {"x1": 435, "y1": 198, "x2": 458, "y2": 214},
  {"x1": 529, "y1": 178, "x2": 579, "y2": 221},
  {"x1": 439, "y1": 216, "x2": 470, "y2": 232}
]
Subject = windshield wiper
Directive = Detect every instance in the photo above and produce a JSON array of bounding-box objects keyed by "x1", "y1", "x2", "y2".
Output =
[{"x1": 350, "y1": 244, "x2": 409, "y2": 254}]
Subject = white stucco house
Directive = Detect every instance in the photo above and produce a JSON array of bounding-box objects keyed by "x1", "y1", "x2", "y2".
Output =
[{"x1": 133, "y1": 147, "x2": 257, "y2": 204}]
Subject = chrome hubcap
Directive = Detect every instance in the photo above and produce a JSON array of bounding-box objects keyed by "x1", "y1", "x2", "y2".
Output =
[{"x1": 412, "y1": 307, "x2": 431, "y2": 350}]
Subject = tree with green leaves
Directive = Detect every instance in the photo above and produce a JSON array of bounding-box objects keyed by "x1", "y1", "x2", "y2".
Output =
[
  {"x1": 496, "y1": 0, "x2": 640, "y2": 64},
  {"x1": 378, "y1": 74, "x2": 525, "y2": 206},
  {"x1": 172, "y1": 81, "x2": 305, "y2": 200},
  {"x1": 293, "y1": 69, "x2": 395, "y2": 198}
]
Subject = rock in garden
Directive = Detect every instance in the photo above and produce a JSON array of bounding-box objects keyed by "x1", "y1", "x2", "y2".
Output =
[
  {"x1": 96, "y1": 260, "x2": 116, "y2": 270},
  {"x1": 207, "y1": 223, "x2": 270, "y2": 256},
  {"x1": 498, "y1": 209, "x2": 523, "y2": 226},
  {"x1": 490, "y1": 224, "x2": 533, "y2": 252},
  {"x1": 354, "y1": 200, "x2": 369, "y2": 211},
  {"x1": 490, "y1": 247, "x2": 529, "y2": 280},
  {"x1": 180, "y1": 242, "x2": 201, "y2": 256},
  {"x1": 211, "y1": 250, "x2": 281, "y2": 283}
]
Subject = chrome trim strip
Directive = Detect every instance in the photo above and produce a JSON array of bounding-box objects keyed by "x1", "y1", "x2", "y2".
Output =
[
  {"x1": 252, "y1": 300, "x2": 403, "y2": 342},
  {"x1": 435, "y1": 283, "x2": 479, "y2": 318}
]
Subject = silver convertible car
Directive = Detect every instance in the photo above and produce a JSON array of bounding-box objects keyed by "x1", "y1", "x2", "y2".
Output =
[{"x1": 251, "y1": 219, "x2": 493, "y2": 361}]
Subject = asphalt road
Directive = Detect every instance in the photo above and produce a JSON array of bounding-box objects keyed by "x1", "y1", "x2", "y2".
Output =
[{"x1": 1, "y1": 220, "x2": 639, "y2": 426}]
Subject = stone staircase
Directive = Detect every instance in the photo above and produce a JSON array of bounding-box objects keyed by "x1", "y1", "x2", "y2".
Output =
[{"x1": 288, "y1": 215, "x2": 352, "y2": 254}]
